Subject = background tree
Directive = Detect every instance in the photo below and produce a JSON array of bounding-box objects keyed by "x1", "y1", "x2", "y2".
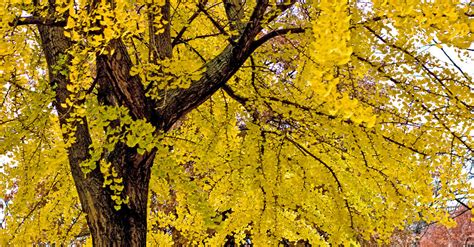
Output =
[
  {"x1": 418, "y1": 205, "x2": 474, "y2": 246},
  {"x1": 0, "y1": 0, "x2": 473, "y2": 246}
]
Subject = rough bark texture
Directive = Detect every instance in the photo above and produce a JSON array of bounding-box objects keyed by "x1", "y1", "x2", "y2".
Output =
[
  {"x1": 34, "y1": 0, "x2": 289, "y2": 246},
  {"x1": 37, "y1": 24, "x2": 156, "y2": 247}
]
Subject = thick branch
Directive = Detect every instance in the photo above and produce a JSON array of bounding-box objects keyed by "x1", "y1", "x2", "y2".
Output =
[
  {"x1": 96, "y1": 39, "x2": 156, "y2": 122},
  {"x1": 155, "y1": 1, "x2": 270, "y2": 130},
  {"x1": 223, "y1": 0, "x2": 245, "y2": 36},
  {"x1": 148, "y1": 0, "x2": 172, "y2": 61}
]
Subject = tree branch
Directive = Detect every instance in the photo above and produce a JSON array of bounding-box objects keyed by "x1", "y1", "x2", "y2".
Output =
[
  {"x1": 173, "y1": 33, "x2": 222, "y2": 45},
  {"x1": 222, "y1": 84, "x2": 248, "y2": 105},
  {"x1": 250, "y1": 27, "x2": 306, "y2": 52},
  {"x1": 148, "y1": 0, "x2": 172, "y2": 61},
  {"x1": 9, "y1": 16, "x2": 66, "y2": 27},
  {"x1": 172, "y1": 1, "x2": 207, "y2": 47},
  {"x1": 197, "y1": 2, "x2": 231, "y2": 37},
  {"x1": 155, "y1": 1, "x2": 271, "y2": 130},
  {"x1": 223, "y1": 0, "x2": 245, "y2": 37},
  {"x1": 266, "y1": 0, "x2": 297, "y2": 24}
]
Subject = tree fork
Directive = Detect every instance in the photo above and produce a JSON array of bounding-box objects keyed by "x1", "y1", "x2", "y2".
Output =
[{"x1": 37, "y1": 20, "x2": 157, "y2": 247}]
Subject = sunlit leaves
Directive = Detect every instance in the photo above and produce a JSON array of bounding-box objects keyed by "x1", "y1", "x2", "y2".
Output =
[{"x1": 0, "y1": 0, "x2": 473, "y2": 246}]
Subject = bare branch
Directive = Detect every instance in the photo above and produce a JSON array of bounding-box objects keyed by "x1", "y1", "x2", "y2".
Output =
[
  {"x1": 197, "y1": 2, "x2": 231, "y2": 37},
  {"x1": 8, "y1": 16, "x2": 66, "y2": 27},
  {"x1": 222, "y1": 84, "x2": 248, "y2": 105},
  {"x1": 250, "y1": 27, "x2": 306, "y2": 52},
  {"x1": 172, "y1": 0, "x2": 208, "y2": 47}
]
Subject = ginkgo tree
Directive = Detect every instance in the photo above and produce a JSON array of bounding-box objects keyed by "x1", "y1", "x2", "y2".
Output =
[{"x1": 0, "y1": 0, "x2": 473, "y2": 246}]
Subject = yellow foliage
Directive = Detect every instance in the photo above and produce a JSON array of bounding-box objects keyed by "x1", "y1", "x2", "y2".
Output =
[{"x1": 0, "y1": 0, "x2": 472, "y2": 245}]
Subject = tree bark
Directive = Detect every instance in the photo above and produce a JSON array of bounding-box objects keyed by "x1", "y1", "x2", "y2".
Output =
[{"x1": 37, "y1": 22, "x2": 157, "y2": 246}]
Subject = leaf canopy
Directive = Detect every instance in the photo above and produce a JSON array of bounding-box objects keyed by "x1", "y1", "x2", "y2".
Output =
[{"x1": 0, "y1": 0, "x2": 473, "y2": 245}]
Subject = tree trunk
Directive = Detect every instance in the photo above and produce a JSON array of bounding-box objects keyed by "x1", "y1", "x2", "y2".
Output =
[
  {"x1": 37, "y1": 23, "x2": 156, "y2": 247},
  {"x1": 83, "y1": 146, "x2": 155, "y2": 246}
]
